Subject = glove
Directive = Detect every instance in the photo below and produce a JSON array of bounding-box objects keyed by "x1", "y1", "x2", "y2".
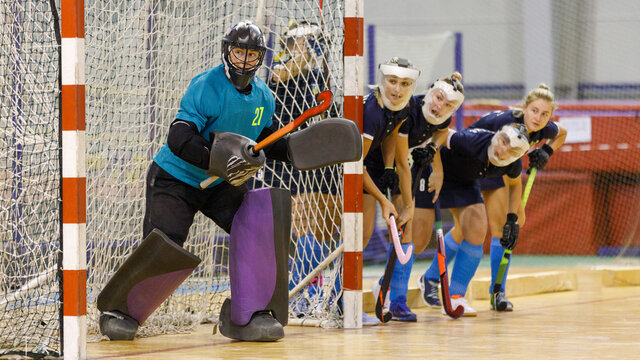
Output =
[
  {"x1": 528, "y1": 143, "x2": 554, "y2": 172},
  {"x1": 500, "y1": 213, "x2": 519, "y2": 250},
  {"x1": 379, "y1": 167, "x2": 399, "y2": 194},
  {"x1": 225, "y1": 150, "x2": 265, "y2": 186},
  {"x1": 207, "y1": 131, "x2": 265, "y2": 186},
  {"x1": 411, "y1": 143, "x2": 437, "y2": 169}
]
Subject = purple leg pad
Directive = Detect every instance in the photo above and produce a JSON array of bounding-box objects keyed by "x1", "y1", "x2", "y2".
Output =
[
  {"x1": 127, "y1": 268, "x2": 194, "y2": 324},
  {"x1": 229, "y1": 188, "x2": 284, "y2": 326}
]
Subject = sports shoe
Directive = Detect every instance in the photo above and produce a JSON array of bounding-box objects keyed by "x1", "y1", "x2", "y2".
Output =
[
  {"x1": 289, "y1": 292, "x2": 309, "y2": 318},
  {"x1": 490, "y1": 291, "x2": 514, "y2": 312},
  {"x1": 371, "y1": 278, "x2": 390, "y2": 313},
  {"x1": 389, "y1": 302, "x2": 417, "y2": 322},
  {"x1": 418, "y1": 275, "x2": 442, "y2": 308},
  {"x1": 443, "y1": 296, "x2": 477, "y2": 317},
  {"x1": 362, "y1": 311, "x2": 381, "y2": 326}
]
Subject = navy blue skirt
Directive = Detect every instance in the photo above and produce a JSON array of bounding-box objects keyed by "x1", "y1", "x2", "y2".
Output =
[
  {"x1": 477, "y1": 176, "x2": 505, "y2": 191},
  {"x1": 415, "y1": 167, "x2": 483, "y2": 209}
]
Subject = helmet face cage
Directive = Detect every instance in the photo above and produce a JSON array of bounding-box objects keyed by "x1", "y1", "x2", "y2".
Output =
[
  {"x1": 221, "y1": 21, "x2": 267, "y2": 90},
  {"x1": 223, "y1": 41, "x2": 266, "y2": 74}
]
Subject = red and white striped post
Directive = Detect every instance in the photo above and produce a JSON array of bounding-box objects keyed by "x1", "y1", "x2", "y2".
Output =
[
  {"x1": 61, "y1": 0, "x2": 87, "y2": 358},
  {"x1": 342, "y1": 0, "x2": 364, "y2": 329}
]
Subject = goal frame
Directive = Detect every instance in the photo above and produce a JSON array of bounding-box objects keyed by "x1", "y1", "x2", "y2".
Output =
[{"x1": 58, "y1": 1, "x2": 364, "y2": 359}]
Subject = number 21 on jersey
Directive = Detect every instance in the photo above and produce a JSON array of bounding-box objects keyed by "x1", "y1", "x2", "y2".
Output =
[{"x1": 252, "y1": 106, "x2": 264, "y2": 126}]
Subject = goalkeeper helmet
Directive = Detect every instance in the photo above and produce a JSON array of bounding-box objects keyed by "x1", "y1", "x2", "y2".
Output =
[{"x1": 222, "y1": 20, "x2": 267, "y2": 91}]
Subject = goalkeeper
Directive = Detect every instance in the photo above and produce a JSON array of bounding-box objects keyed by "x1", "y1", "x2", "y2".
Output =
[{"x1": 95, "y1": 20, "x2": 360, "y2": 343}]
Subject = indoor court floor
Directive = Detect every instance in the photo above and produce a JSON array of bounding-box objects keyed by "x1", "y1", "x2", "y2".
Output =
[{"x1": 88, "y1": 264, "x2": 640, "y2": 360}]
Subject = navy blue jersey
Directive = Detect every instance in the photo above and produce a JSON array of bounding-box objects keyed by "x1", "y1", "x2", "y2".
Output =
[
  {"x1": 365, "y1": 95, "x2": 446, "y2": 171},
  {"x1": 441, "y1": 128, "x2": 522, "y2": 183},
  {"x1": 469, "y1": 109, "x2": 559, "y2": 146},
  {"x1": 400, "y1": 94, "x2": 452, "y2": 148},
  {"x1": 269, "y1": 53, "x2": 325, "y2": 128},
  {"x1": 362, "y1": 91, "x2": 412, "y2": 154}
]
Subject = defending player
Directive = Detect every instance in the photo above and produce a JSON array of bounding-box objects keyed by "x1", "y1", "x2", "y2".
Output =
[
  {"x1": 362, "y1": 57, "x2": 420, "y2": 325},
  {"x1": 417, "y1": 123, "x2": 530, "y2": 316},
  {"x1": 465, "y1": 84, "x2": 566, "y2": 311},
  {"x1": 95, "y1": 21, "x2": 361, "y2": 342},
  {"x1": 371, "y1": 73, "x2": 465, "y2": 322}
]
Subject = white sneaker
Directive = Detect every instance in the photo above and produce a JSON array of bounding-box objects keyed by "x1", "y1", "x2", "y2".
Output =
[
  {"x1": 371, "y1": 278, "x2": 390, "y2": 312},
  {"x1": 362, "y1": 311, "x2": 381, "y2": 326},
  {"x1": 442, "y1": 296, "x2": 477, "y2": 317}
]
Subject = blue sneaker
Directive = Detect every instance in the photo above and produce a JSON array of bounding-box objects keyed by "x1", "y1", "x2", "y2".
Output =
[
  {"x1": 389, "y1": 302, "x2": 417, "y2": 322},
  {"x1": 418, "y1": 275, "x2": 442, "y2": 308}
]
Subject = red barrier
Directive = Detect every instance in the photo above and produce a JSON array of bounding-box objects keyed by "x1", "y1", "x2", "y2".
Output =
[{"x1": 465, "y1": 103, "x2": 640, "y2": 255}]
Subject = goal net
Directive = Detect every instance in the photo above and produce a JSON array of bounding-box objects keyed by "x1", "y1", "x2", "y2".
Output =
[{"x1": 0, "y1": 1, "x2": 62, "y2": 357}]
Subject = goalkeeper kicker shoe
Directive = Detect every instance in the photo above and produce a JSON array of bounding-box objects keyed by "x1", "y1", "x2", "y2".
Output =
[
  {"x1": 418, "y1": 275, "x2": 442, "y2": 308},
  {"x1": 491, "y1": 291, "x2": 514, "y2": 312},
  {"x1": 99, "y1": 311, "x2": 139, "y2": 341},
  {"x1": 218, "y1": 298, "x2": 284, "y2": 341}
]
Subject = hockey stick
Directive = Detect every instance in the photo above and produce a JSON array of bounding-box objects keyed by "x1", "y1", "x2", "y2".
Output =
[
  {"x1": 375, "y1": 165, "x2": 425, "y2": 322},
  {"x1": 199, "y1": 90, "x2": 332, "y2": 189},
  {"x1": 435, "y1": 200, "x2": 464, "y2": 319},
  {"x1": 491, "y1": 168, "x2": 537, "y2": 308}
]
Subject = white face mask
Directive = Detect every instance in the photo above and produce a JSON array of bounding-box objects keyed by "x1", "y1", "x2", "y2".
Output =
[
  {"x1": 421, "y1": 80, "x2": 465, "y2": 125},
  {"x1": 377, "y1": 63, "x2": 420, "y2": 111},
  {"x1": 487, "y1": 126, "x2": 530, "y2": 166}
]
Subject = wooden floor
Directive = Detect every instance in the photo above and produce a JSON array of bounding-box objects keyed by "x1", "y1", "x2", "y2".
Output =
[{"x1": 88, "y1": 270, "x2": 640, "y2": 360}]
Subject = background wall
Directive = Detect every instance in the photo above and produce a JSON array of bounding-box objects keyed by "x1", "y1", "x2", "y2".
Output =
[{"x1": 364, "y1": 0, "x2": 640, "y2": 99}]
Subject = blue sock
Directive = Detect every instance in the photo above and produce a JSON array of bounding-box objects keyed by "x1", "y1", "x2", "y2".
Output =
[
  {"x1": 490, "y1": 237, "x2": 511, "y2": 293},
  {"x1": 389, "y1": 243, "x2": 415, "y2": 304},
  {"x1": 449, "y1": 240, "x2": 483, "y2": 297},
  {"x1": 289, "y1": 232, "x2": 326, "y2": 292},
  {"x1": 424, "y1": 231, "x2": 460, "y2": 281}
]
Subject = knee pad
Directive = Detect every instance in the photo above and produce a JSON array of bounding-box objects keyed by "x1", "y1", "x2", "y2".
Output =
[
  {"x1": 97, "y1": 229, "x2": 202, "y2": 326},
  {"x1": 228, "y1": 187, "x2": 291, "y2": 327}
]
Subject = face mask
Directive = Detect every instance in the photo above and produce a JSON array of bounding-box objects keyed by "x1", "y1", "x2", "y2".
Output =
[
  {"x1": 377, "y1": 62, "x2": 420, "y2": 111},
  {"x1": 487, "y1": 125, "x2": 530, "y2": 166},
  {"x1": 421, "y1": 80, "x2": 465, "y2": 125}
]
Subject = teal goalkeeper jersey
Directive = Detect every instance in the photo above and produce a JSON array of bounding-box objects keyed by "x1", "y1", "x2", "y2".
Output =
[{"x1": 154, "y1": 64, "x2": 275, "y2": 188}]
